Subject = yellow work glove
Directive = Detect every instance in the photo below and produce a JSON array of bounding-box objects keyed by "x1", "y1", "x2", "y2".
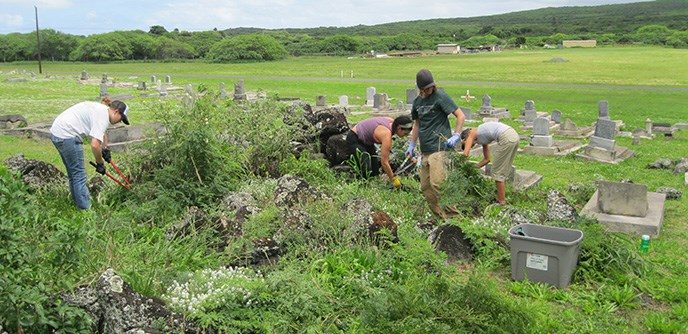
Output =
[{"x1": 391, "y1": 176, "x2": 401, "y2": 189}]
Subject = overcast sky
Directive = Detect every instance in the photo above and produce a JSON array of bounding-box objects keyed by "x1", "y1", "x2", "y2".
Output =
[{"x1": 1, "y1": 0, "x2": 650, "y2": 35}]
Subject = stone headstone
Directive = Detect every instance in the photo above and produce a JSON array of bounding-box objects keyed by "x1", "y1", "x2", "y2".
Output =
[
  {"x1": 220, "y1": 83, "x2": 227, "y2": 100},
  {"x1": 366, "y1": 87, "x2": 376, "y2": 105},
  {"x1": 156, "y1": 79, "x2": 162, "y2": 91},
  {"x1": 533, "y1": 117, "x2": 550, "y2": 136},
  {"x1": 594, "y1": 118, "x2": 616, "y2": 140},
  {"x1": 30, "y1": 71, "x2": 35, "y2": 79},
  {"x1": 589, "y1": 119, "x2": 617, "y2": 151},
  {"x1": 99, "y1": 83, "x2": 108, "y2": 98},
  {"x1": 138, "y1": 81, "x2": 146, "y2": 90},
  {"x1": 101, "y1": 73, "x2": 108, "y2": 84},
  {"x1": 478, "y1": 94, "x2": 510, "y2": 119},
  {"x1": 530, "y1": 117, "x2": 553, "y2": 147},
  {"x1": 561, "y1": 119, "x2": 578, "y2": 131},
  {"x1": 80, "y1": 71, "x2": 88, "y2": 80},
  {"x1": 598, "y1": 100, "x2": 610, "y2": 120},
  {"x1": 551, "y1": 110, "x2": 562, "y2": 124},
  {"x1": 165, "y1": 75, "x2": 172, "y2": 84},
  {"x1": 460, "y1": 107, "x2": 472, "y2": 121},
  {"x1": 160, "y1": 84, "x2": 167, "y2": 97},
  {"x1": 645, "y1": 118, "x2": 652, "y2": 134},
  {"x1": 234, "y1": 80, "x2": 245, "y2": 94},
  {"x1": 151, "y1": 75, "x2": 156, "y2": 83},
  {"x1": 524, "y1": 100, "x2": 535, "y2": 112},
  {"x1": 339, "y1": 96, "x2": 348, "y2": 107},
  {"x1": 316, "y1": 96, "x2": 327, "y2": 107},
  {"x1": 524, "y1": 109, "x2": 537, "y2": 125},
  {"x1": 597, "y1": 181, "x2": 648, "y2": 217},
  {"x1": 406, "y1": 88, "x2": 418, "y2": 105},
  {"x1": 185, "y1": 84, "x2": 193, "y2": 95},
  {"x1": 373, "y1": 94, "x2": 388, "y2": 110},
  {"x1": 233, "y1": 80, "x2": 247, "y2": 102},
  {"x1": 481, "y1": 94, "x2": 492, "y2": 108}
]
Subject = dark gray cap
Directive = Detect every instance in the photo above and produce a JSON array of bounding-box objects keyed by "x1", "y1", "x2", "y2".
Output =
[{"x1": 416, "y1": 69, "x2": 435, "y2": 90}]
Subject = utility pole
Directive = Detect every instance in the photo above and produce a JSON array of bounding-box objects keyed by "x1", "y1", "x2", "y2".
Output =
[{"x1": 35, "y1": 6, "x2": 43, "y2": 74}]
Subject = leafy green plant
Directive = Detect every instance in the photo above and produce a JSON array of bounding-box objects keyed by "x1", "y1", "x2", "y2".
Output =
[
  {"x1": 223, "y1": 98, "x2": 315, "y2": 178},
  {"x1": 133, "y1": 94, "x2": 246, "y2": 208},
  {"x1": 162, "y1": 266, "x2": 267, "y2": 331},
  {"x1": 644, "y1": 312, "x2": 687, "y2": 334},
  {"x1": 440, "y1": 152, "x2": 496, "y2": 216},
  {"x1": 574, "y1": 219, "x2": 651, "y2": 284},
  {"x1": 599, "y1": 283, "x2": 641, "y2": 310},
  {"x1": 346, "y1": 148, "x2": 374, "y2": 179},
  {"x1": 0, "y1": 168, "x2": 92, "y2": 333}
]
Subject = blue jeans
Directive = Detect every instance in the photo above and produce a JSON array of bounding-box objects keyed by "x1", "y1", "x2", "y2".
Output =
[{"x1": 51, "y1": 134, "x2": 90, "y2": 209}]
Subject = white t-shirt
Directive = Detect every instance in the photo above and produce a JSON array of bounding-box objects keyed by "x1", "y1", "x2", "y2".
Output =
[
  {"x1": 50, "y1": 102, "x2": 110, "y2": 142},
  {"x1": 476, "y1": 122, "x2": 511, "y2": 145}
]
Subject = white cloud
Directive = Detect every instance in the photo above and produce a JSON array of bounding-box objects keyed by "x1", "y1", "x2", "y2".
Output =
[{"x1": 0, "y1": 13, "x2": 23, "y2": 27}]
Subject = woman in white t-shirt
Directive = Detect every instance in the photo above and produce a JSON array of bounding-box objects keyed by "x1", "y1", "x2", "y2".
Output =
[
  {"x1": 50, "y1": 97, "x2": 130, "y2": 209},
  {"x1": 460, "y1": 122, "x2": 519, "y2": 206}
]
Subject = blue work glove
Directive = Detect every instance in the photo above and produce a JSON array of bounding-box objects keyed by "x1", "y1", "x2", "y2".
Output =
[
  {"x1": 405, "y1": 141, "x2": 416, "y2": 157},
  {"x1": 445, "y1": 134, "x2": 460, "y2": 148}
]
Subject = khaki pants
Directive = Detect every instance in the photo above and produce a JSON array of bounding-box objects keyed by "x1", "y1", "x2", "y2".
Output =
[
  {"x1": 490, "y1": 128, "x2": 519, "y2": 182},
  {"x1": 420, "y1": 151, "x2": 459, "y2": 219}
]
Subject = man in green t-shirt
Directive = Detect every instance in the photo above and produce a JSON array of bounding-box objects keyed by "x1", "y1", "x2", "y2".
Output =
[{"x1": 406, "y1": 69, "x2": 465, "y2": 219}]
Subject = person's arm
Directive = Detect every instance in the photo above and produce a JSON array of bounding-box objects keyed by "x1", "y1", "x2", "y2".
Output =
[
  {"x1": 452, "y1": 108, "x2": 465, "y2": 136},
  {"x1": 410, "y1": 119, "x2": 419, "y2": 143},
  {"x1": 462, "y1": 128, "x2": 476, "y2": 156},
  {"x1": 91, "y1": 138, "x2": 105, "y2": 165},
  {"x1": 375, "y1": 125, "x2": 395, "y2": 180},
  {"x1": 477, "y1": 144, "x2": 491, "y2": 168},
  {"x1": 406, "y1": 119, "x2": 420, "y2": 156}
]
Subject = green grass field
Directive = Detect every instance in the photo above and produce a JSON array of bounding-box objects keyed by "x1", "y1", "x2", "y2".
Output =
[{"x1": 1, "y1": 46, "x2": 688, "y2": 333}]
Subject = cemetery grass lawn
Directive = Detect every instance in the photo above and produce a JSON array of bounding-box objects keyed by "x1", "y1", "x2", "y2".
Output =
[{"x1": 1, "y1": 45, "x2": 688, "y2": 332}]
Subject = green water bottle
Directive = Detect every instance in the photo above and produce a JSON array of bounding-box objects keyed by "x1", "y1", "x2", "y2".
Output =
[{"x1": 639, "y1": 234, "x2": 650, "y2": 253}]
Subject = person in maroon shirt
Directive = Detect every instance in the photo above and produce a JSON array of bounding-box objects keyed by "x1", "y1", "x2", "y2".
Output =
[{"x1": 345, "y1": 115, "x2": 413, "y2": 187}]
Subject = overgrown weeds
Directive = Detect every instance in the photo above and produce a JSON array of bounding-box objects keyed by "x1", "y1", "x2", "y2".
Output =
[{"x1": 1, "y1": 90, "x2": 685, "y2": 333}]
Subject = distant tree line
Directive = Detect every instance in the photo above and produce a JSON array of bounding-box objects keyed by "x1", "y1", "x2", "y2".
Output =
[{"x1": 1, "y1": 0, "x2": 687, "y2": 63}]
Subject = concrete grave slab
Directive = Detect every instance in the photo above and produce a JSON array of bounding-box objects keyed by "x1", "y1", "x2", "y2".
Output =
[
  {"x1": 477, "y1": 94, "x2": 511, "y2": 119},
  {"x1": 555, "y1": 119, "x2": 593, "y2": 138},
  {"x1": 582, "y1": 191, "x2": 665, "y2": 236},
  {"x1": 576, "y1": 144, "x2": 634, "y2": 164},
  {"x1": 521, "y1": 140, "x2": 583, "y2": 156},
  {"x1": 482, "y1": 164, "x2": 543, "y2": 191}
]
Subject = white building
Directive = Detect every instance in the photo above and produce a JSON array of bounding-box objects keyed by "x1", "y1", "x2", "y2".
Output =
[{"x1": 437, "y1": 44, "x2": 460, "y2": 54}]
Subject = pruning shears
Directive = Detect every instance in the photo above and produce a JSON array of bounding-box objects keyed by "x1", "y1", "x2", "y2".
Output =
[
  {"x1": 394, "y1": 154, "x2": 418, "y2": 175},
  {"x1": 90, "y1": 160, "x2": 131, "y2": 190}
]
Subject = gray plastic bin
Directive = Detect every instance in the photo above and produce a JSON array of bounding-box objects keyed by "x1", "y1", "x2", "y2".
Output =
[{"x1": 509, "y1": 223, "x2": 583, "y2": 288}]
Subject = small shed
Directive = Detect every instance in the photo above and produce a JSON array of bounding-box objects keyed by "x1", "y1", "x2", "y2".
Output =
[{"x1": 437, "y1": 44, "x2": 460, "y2": 54}]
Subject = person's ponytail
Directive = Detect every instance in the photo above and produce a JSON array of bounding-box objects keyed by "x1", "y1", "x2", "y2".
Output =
[{"x1": 101, "y1": 96, "x2": 112, "y2": 107}]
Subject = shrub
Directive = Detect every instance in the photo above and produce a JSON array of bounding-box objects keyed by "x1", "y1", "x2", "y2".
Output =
[
  {"x1": 134, "y1": 94, "x2": 246, "y2": 208},
  {"x1": 0, "y1": 167, "x2": 92, "y2": 333},
  {"x1": 206, "y1": 34, "x2": 288, "y2": 62}
]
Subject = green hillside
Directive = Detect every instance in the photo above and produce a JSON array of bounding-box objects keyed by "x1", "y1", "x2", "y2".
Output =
[{"x1": 224, "y1": 0, "x2": 688, "y2": 38}]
